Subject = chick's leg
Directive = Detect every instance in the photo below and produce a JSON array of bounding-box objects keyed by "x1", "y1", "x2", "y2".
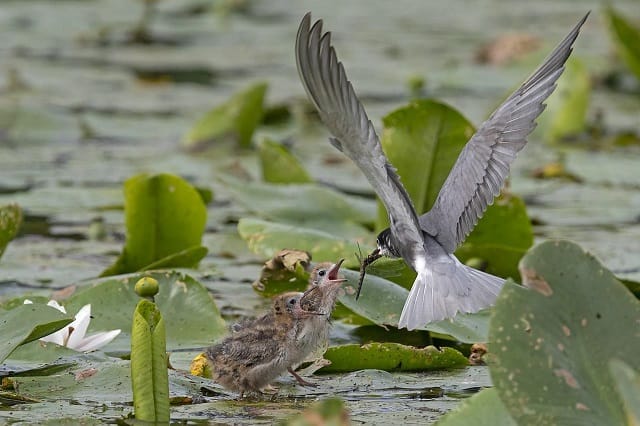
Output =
[{"x1": 288, "y1": 367, "x2": 317, "y2": 387}]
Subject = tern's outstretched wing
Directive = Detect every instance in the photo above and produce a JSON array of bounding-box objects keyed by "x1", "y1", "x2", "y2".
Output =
[
  {"x1": 419, "y1": 13, "x2": 589, "y2": 253},
  {"x1": 296, "y1": 13, "x2": 424, "y2": 263}
]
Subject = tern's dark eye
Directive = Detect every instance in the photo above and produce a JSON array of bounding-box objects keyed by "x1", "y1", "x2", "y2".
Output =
[{"x1": 318, "y1": 270, "x2": 326, "y2": 277}]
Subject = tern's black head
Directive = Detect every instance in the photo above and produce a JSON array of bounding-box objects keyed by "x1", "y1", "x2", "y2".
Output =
[{"x1": 375, "y1": 228, "x2": 401, "y2": 258}]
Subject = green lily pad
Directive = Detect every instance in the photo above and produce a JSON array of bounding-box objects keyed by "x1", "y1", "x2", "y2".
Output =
[
  {"x1": 0, "y1": 203, "x2": 22, "y2": 259},
  {"x1": 605, "y1": 6, "x2": 640, "y2": 80},
  {"x1": 101, "y1": 173, "x2": 208, "y2": 276},
  {"x1": 436, "y1": 388, "x2": 516, "y2": 426},
  {"x1": 490, "y1": 240, "x2": 640, "y2": 425},
  {"x1": 377, "y1": 99, "x2": 474, "y2": 231},
  {"x1": 182, "y1": 82, "x2": 267, "y2": 150},
  {"x1": 319, "y1": 343, "x2": 467, "y2": 373},
  {"x1": 455, "y1": 193, "x2": 532, "y2": 279},
  {"x1": 237, "y1": 217, "x2": 364, "y2": 268},
  {"x1": 224, "y1": 177, "x2": 374, "y2": 238},
  {"x1": 609, "y1": 359, "x2": 640, "y2": 425},
  {"x1": 258, "y1": 138, "x2": 312, "y2": 184},
  {"x1": 0, "y1": 304, "x2": 73, "y2": 364},
  {"x1": 536, "y1": 57, "x2": 590, "y2": 142},
  {"x1": 282, "y1": 398, "x2": 347, "y2": 425},
  {"x1": 63, "y1": 271, "x2": 227, "y2": 353}
]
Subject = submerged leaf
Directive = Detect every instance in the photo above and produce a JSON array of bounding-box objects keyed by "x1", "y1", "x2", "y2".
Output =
[
  {"x1": 490, "y1": 240, "x2": 640, "y2": 425},
  {"x1": 281, "y1": 397, "x2": 349, "y2": 425},
  {"x1": 182, "y1": 82, "x2": 267, "y2": 150},
  {"x1": 101, "y1": 173, "x2": 207, "y2": 276},
  {"x1": 259, "y1": 138, "x2": 312, "y2": 184},
  {"x1": 0, "y1": 203, "x2": 22, "y2": 259},
  {"x1": 608, "y1": 359, "x2": 640, "y2": 425},
  {"x1": 320, "y1": 343, "x2": 467, "y2": 373},
  {"x1": 0, "y1": 304, "x2": 73, "y2": 364},
  {"x1": 605, "y1": 7, "x2": 640, "y2": 80}
]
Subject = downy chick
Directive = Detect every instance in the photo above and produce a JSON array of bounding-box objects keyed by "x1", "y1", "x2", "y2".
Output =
[{"x1": 205, "y1": 292, "x2": 320, "y2": 397}]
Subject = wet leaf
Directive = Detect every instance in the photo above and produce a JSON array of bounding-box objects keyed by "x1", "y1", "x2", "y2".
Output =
[
  {"x1": 608, "y1": 359, "x2": 640, "y2": 425},
  {"x1": 455, "y1": 194, "x2": 533, "y2": 279},
  {"x1": 490, "y1": 240, "x2": 640, "y2": 425},
  {"x1": 63, "y1": 271, "x2": 226, "y2": 353},
  {"x1": 259, "y1": 138, "x2": 312, "y2": 184},
  {"x1": 536, "y1": 58, "x2": 590, "y2": 142},
  {"x1": 320, "y1": 343, "x2": 467, "y2": 373},
  {"x1": 437, "y1": 388, "x2": 516, "y2": 426},
  {"x1": 0, "y1": 304, "x2": 73, "y2": 363},
  {"x1": 0, "y1": 203, "x2": 22, "y2": 259},
  {"x1": 605, "y1": 7, "x2": 640, "y2": 80},
  {"x1": 101, "y1": 174, "x2": 207, "y2": 276},
  {"x1": 182, "y1": 82, "x2": 267, "y2": 150},
  {"x1": 378, "y1": 99, "x2": 474, "y2": 231}
]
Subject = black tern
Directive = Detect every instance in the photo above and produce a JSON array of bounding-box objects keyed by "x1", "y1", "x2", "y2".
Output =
[{"x1": 295, "y1": 12, "x2": 588, "y2": 330}]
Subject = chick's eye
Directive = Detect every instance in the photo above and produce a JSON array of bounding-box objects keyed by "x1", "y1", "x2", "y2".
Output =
[
  {"x1": 318, "y1": 270, "x2": 326, "y2": 277},
  {"x1": 288, "y1": 298, "x2": 296, "y2": 306}
]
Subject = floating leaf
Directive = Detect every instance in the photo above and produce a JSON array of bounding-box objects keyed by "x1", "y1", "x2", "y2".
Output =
[
  {"x1": 536, "y1": 57, "x2": 590, "y2": 142},
  {"x1": 101, "y1": 173, "x2": 207, "y2": 276},
  {"x1": 378, "y1": 99, "x2": 474, "y2": 231},
  {"x1": 131, "y1": 299, "x2": 170, "y2": 423},
  {"x1": 182, "y1": 82, "x2": 267, "y2": 150},
  {"x1": 0, "y1": 304, "x2": 73, "y2": 364},
  {"x1": 437, "y1": 388, "x2": 516, "y2": 426},
  {"x1": 63, "y1": 271, "x2": 226, "y2": 353},
  {"x1": 258, "y1": 138, "x2": 312, "y2": 184},
  {"x1": 320, "y1": 343, "x2": 467, "y2": 373},
  {"x1": 455, "y1": 193, "x2": 533, "y2": 279},
  {"x1": 237, "y1": 217, "x2": 364, "y2": 268},
  {"x1": 0, "y1": 203, "x2": 22, "y2": 259},
  {"x1": 224, "y1": 177, "x2": 374, "y2": 238},
  {"x1": 490, "y1": 240, "x2": 640, "y2": 425},
  {"x1": 605, "y1": 7, "x2": 640, "y2": 80}
]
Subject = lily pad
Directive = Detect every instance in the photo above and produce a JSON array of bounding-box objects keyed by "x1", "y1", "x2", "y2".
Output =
[
  {"x1": 258, "y1": 138, "x2": 312, "y2": 184},
  {"x1": 490, "y1": 240, "x2": 640, "y2": 425},
  {"x1": 455, "y1": 193, "x2": 532, "y2": 279},
  {"x1": 63, "y1": 271, "x2": 227, "y2": 353},
  {"x1": 436, "y1": 388, "x2": 516, "y2": 426},
  {"x1": 605, "y1": 6, "x2": 640, "y2": 79},
  {"x1": 377, "y1": 99, "x2": 474, "y2": 231},
  {"x1": 0, "y1": 203, "x2": 22, "y2": 259},
  {"x1": 182, "y1": 82, "x2": 267, "y2": 150},
  {"x1": 0, "y1": 304, "x2": 73, "y2": 364},
  {"x1": 101, "y1": 173, "x2": 208, "y2": 276},
  {"x1": 319, "y1": 343, "x2": 467, "y2": 373},
  {"x1": 282, "y1": 398, "x2": 348, "y2": 425},
  {"x1": 536, "y1": 57, "x2": 590, "y2": 142},
  {"x1": 224, "y1": 177, "x2": 374, "y2": 238}
]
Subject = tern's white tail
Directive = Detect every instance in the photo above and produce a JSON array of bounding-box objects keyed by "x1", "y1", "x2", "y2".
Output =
[{"x1": 398, "y1": 257, "x2": 504, "y2": 330}]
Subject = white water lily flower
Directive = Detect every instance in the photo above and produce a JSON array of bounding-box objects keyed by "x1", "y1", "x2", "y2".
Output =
[{"x1": 23, "y1": 299, "x2": 121, "y2": 352}]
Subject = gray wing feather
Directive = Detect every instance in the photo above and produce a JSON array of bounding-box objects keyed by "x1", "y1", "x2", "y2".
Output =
[
  {"x1": 296, "y1": 13, "x2": 424, "y2": 262},
  {"x1": 420, "y1": 12, "x2": 589, "y2": 253}
]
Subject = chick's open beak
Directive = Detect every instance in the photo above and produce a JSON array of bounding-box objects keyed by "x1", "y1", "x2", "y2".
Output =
[{"x1": 327, "y1": 258, "x2": 346, "y2": 283}]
